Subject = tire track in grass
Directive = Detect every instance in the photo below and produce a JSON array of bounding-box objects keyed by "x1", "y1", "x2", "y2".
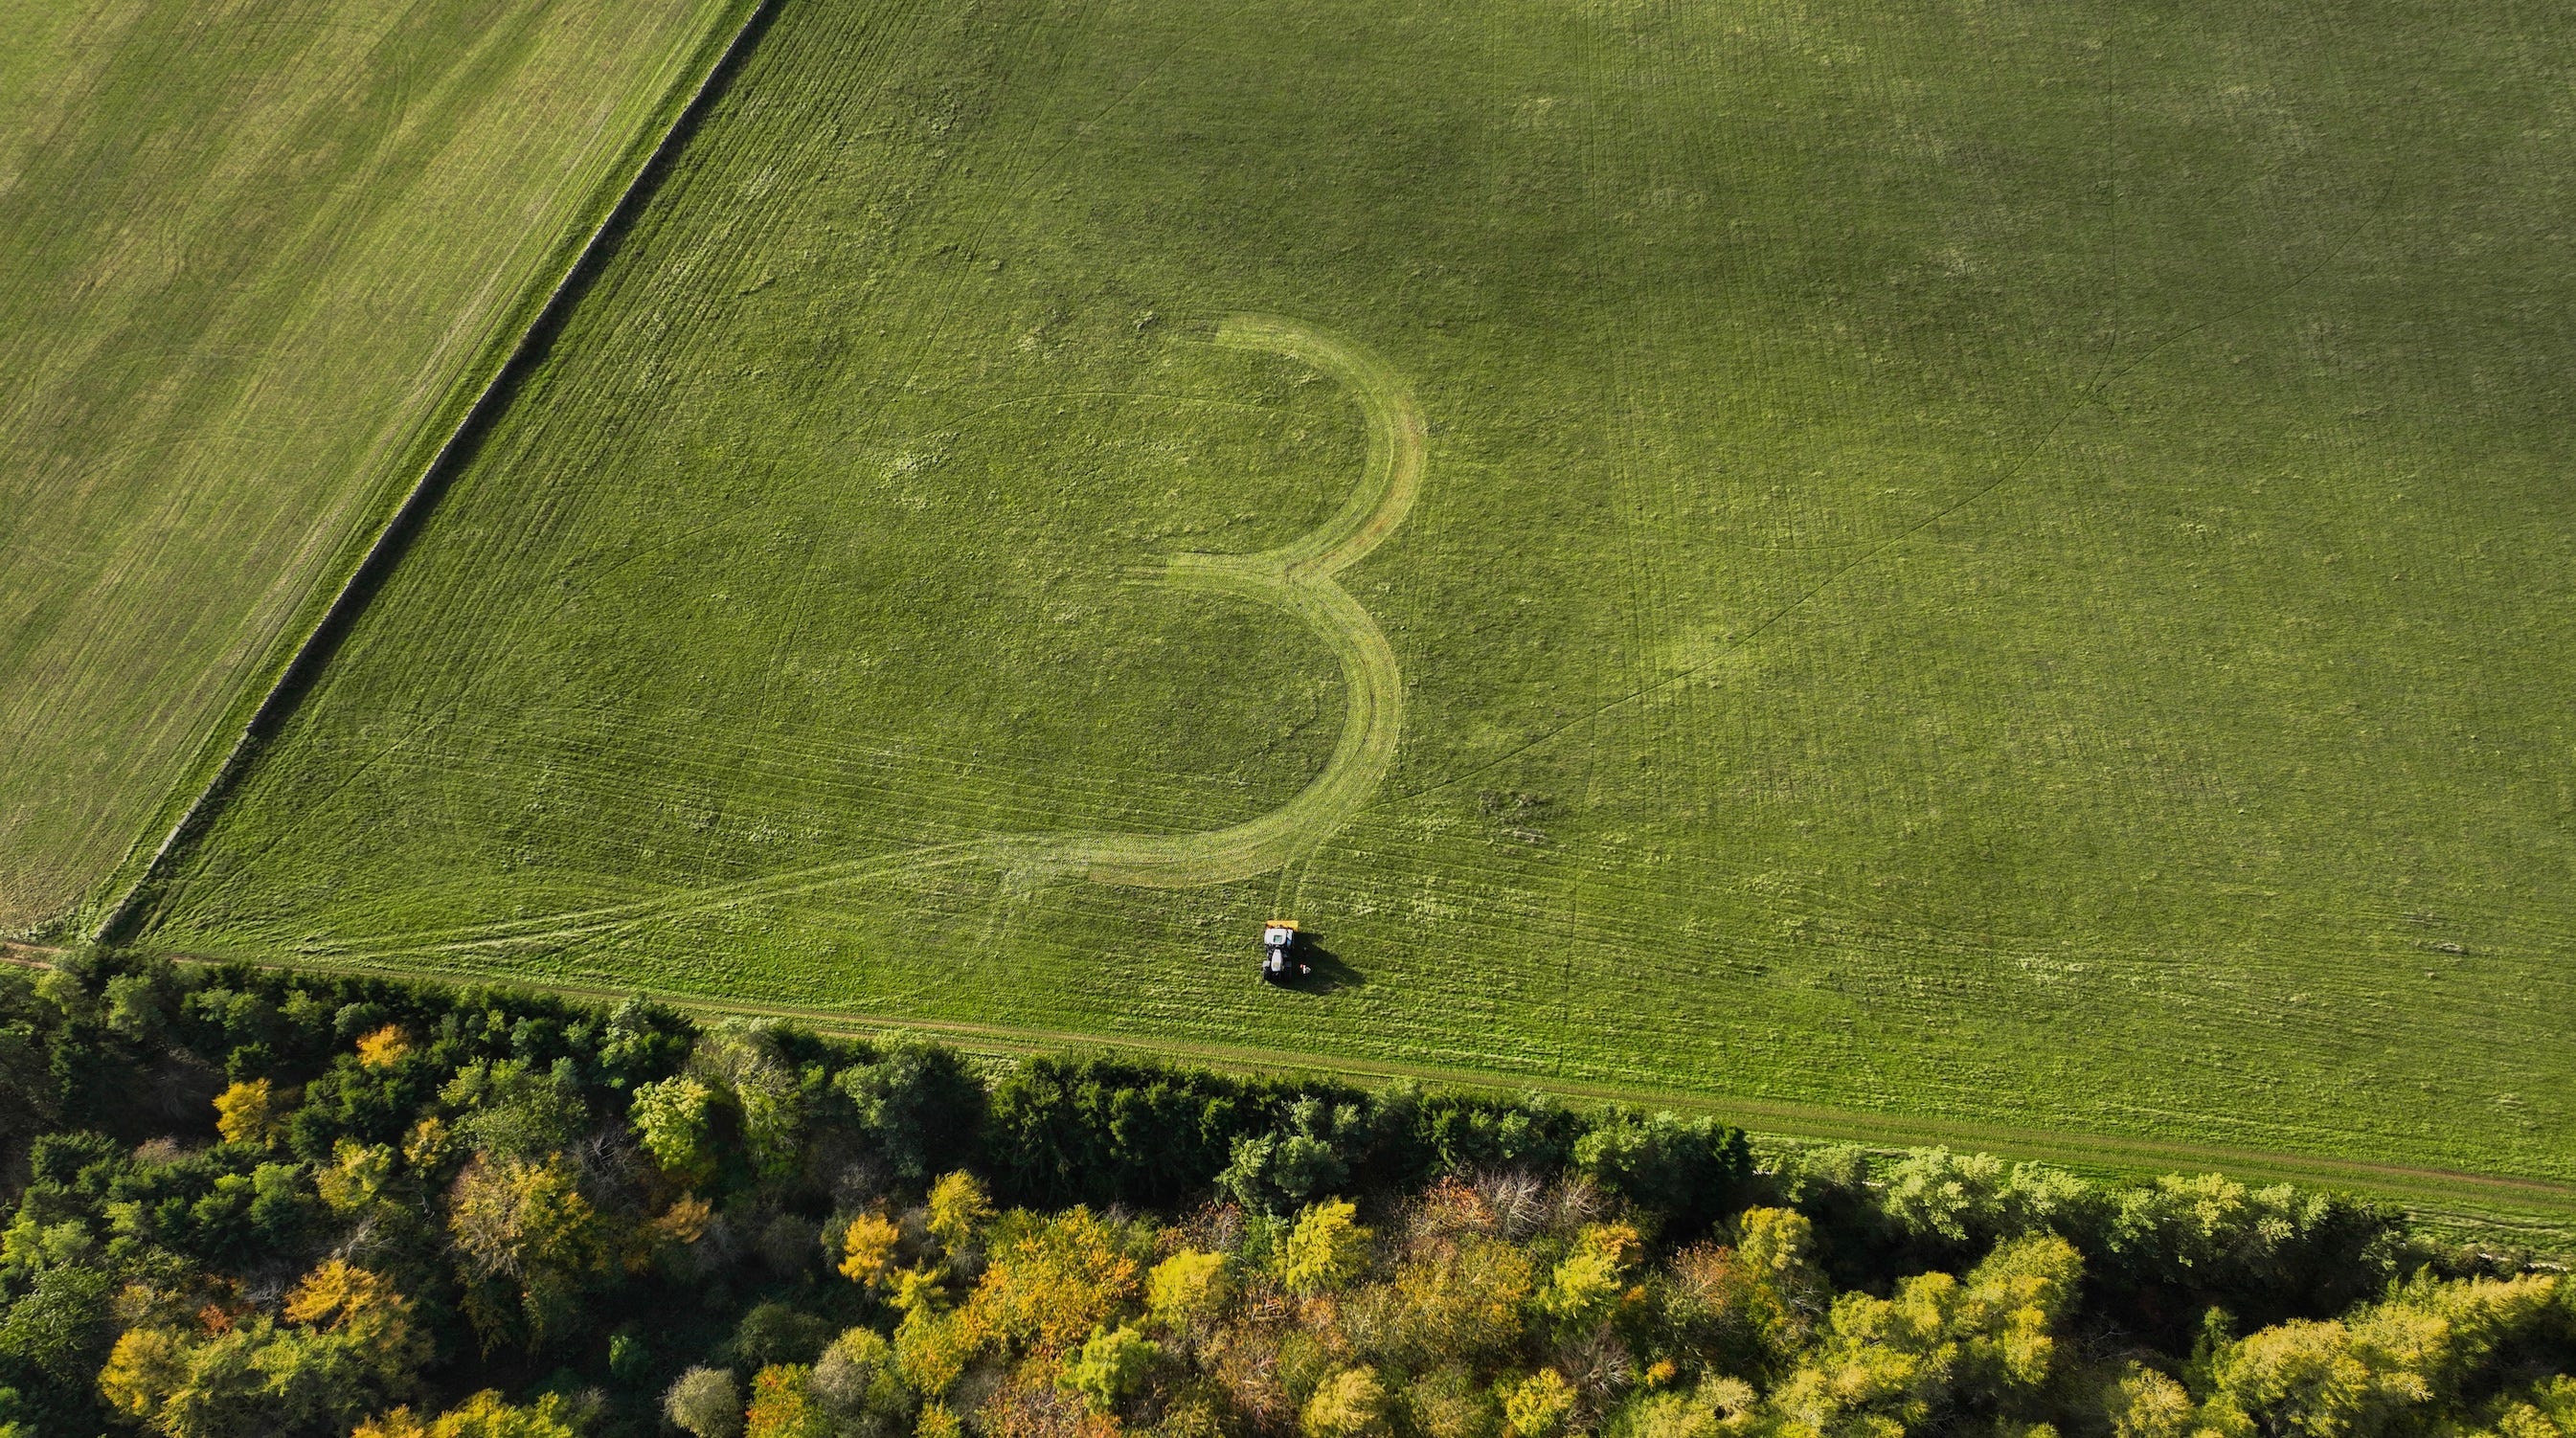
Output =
[{"x1": 332, "y1": 314, "x2": 1425, "y2": 953}]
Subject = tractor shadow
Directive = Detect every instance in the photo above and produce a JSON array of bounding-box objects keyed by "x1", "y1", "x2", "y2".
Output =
[{"x1": 1279, "y1": 932, "x2": 1365, "y2": 994}]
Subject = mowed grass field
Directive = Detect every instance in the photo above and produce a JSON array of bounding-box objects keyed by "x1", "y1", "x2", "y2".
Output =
[
  {"x1": 0, "y1": 0, "x2": 748, "y2": 932},
  {"x1": 136, "y1": 0, "x2": 2576, "y2": 1194}
]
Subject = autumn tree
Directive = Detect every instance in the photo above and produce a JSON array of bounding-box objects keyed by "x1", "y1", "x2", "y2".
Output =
[
  {"x1": 748, "y1": 1364, "x2": 834, "y2": 1438},
  {"x1": 1768, "y1": 1235, "x2": 2084, "y2": 1438},
  {"x1": 926, "y1": 1171, "x2": 996, "y2": 1255},
  {"x1": 1282, "y1": 1200, "x2": 1374, "y2": 1295},
  {"x1": 962, "y1": 1207, "x2": 1145, "y2": 1359},
  {"x1": 1500, "y1": 1370, "x2": 1576, "y2": 1438},
  {"x1": 1538, "y1": 1222, "x2": 1641, "y2": 1326},
  {"x1": 99, "y1": 1260, "x2": 427, "y2": 1438},
  {"x1": 355, "y1": 1390, "x2": 578, "y2": 1438},
  {"x1": 1147, "y1": 1249, "x2": 1232, "y2": 1334},
  {"x1": 213, "y1": 1079, "x2": 280, "y2": 1147},
  {"x1": 839, "y1": 1212, "x2": 906, "y2": 1289},
  {"x1": 2196, "y1": 1272, "x2": 2567, "y2": 1438},
  {"x1": 447, "y1": 1153, "x2": 609, "y2": 1351},
  {"x1": 1306, "y1": 1366, "x2": 1393, "y2": 1438}
]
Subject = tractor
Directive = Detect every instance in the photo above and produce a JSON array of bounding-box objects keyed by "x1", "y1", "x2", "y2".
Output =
[{"x1": 1259, "y1": 920, "x2": 1309, "y2": 984}]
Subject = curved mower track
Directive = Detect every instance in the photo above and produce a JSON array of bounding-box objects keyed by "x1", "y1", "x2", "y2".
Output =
[
  {"x1": 1006, "y1": 312, "x2": 1424, "y2": 887},
  {"x1": 333, "y1": 314, "x2": 1423, "y2": 957}
]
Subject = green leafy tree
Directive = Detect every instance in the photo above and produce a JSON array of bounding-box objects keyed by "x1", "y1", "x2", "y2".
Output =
[
  {"x1": 1877, "y1": 1149, "x2": 2106, "y2": 1255},
  {"x1": 1571, "y1": 1111, "x2": 1750, "y2": 1235},
  {"x1": 813, "y1": 1327, "x2": 915, "y2": 1438},
  {"x1": 836, "y1": 1042, "x2": 986, "y2": 1186},
  {"x1": 1222, "y1": 1096, "x2": 1370, "y2": 1214},
  {"x1": 986, "y1": 1057, "x2": 1307, "y2": 1208},
  {"x1": 732, "y1": 1302, "x2": 837, "y2": 1371},
  {"x1": 610, "y1": 1330, "x2": 652, "y2": 1385},
  {"x1": 102, "y1": 969, "x2": 180, "y2": 1045},
  {"x1": 2105, "y1": 1175, "x2": 2400, "y2": 1335},
  {"x1": 441, "y1": 1060, "x2": 589, "y2": 1161},
  {"x1": 667, "y1": 1366, "x2": 746, "y2": 1438},
  {"x1": 1059, "y1": 1324, "x2": 1161, "y2": 1414},
  {"x1": 1415, "y1": 1092, "x2": 1580, "y2": 1177},
  {"x1": 0, "y1": 1262, "x2": 111, "y2": 1388},
  {"x1": 702, "y1": 1022, "x2": 805, "y2": 1182},
  {"x1": 597, "y1": 995, "x2": 692, "y2": 1091},
  {"x1": 632, "y1": 1076, "x2": 723, "y2": 1181}
]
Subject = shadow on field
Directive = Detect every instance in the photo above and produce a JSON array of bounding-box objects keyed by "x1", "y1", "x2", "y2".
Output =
[{"x1": 1277, "y1": 932, "x2": 1364, "y2": 995}]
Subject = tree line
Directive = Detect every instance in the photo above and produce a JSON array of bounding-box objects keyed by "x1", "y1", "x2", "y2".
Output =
[{"x1": 0, "y1": 949, "x2": 2562, "y2": 1438}]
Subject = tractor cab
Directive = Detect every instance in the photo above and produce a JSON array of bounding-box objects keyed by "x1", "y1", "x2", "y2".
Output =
[{"x1": 1259, "y1": 921, "x2": 1309, "y2": 984}]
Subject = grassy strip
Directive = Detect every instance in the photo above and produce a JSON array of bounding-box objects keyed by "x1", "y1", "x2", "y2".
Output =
[{"x1": 14, "y1": 937, "x2": 2564, "y2": 1249}]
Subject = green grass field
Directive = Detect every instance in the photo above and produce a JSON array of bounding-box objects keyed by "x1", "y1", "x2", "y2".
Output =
[
  {"x1": 125, "y1": 0, "x2": 2576, "y2": 1200},
  {"x1": 0, "y1": 0, "x2": 747, "y2": 932}
]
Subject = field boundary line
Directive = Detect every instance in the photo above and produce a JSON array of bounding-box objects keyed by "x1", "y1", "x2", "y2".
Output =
[
  {"x1": 7, "y1": 939, "x2": 2564, "y2": 1225},
  {"x1": 88, "y1": 0, "x2": 780, "y2": 945}
]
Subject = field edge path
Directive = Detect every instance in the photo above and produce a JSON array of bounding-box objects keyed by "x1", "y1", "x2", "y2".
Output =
[{"x1": 9, "y1": 939, "x2": 2567, "y2": 1235}]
